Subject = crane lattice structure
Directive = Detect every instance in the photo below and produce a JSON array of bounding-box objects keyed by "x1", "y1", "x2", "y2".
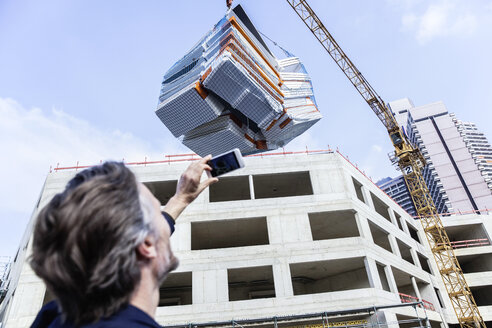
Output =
[{"x1": 285, "y1": 0, "x2": 485, "y2": 327}]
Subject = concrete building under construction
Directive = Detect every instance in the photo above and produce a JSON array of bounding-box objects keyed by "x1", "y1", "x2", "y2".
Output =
[{"x1": 2, "y1": 151, "x2": 492, "y2": 328}]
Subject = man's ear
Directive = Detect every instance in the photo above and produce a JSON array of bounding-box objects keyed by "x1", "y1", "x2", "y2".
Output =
[{"x1": 136, "y1": 235, "x2": 157, "y2": 259}]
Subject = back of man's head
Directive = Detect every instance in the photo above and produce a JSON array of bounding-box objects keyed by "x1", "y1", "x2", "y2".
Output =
[{"x1": 30, "y1": 162, "x2": 154, "y2": 325}]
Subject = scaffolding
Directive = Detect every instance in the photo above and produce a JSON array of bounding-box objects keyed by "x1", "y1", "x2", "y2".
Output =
[{"x1": 161, "y1": 302, "x2": 431, "y2": 328}]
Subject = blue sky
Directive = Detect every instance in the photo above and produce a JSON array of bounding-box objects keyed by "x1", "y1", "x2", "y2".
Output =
[{"x1": 1, "y1": 0, "x2": 492, "y2": 256}]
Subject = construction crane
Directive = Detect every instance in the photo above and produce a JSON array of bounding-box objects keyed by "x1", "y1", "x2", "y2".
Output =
[
  {"x1": 224, "y1": 0, "x2": 485, "y2": 327},
  {"x1": 284, "y1": 1, "x2": 485, "y2": 327}
]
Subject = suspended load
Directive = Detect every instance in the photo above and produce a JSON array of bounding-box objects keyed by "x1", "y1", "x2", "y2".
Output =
[{"x1": 156, "y1": 5, "x2": 322, "y2": 156}]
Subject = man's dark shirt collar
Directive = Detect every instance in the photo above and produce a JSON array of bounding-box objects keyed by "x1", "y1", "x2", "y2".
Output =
[{"x1": 31, "y1": 301, "x2": 161, "y2": 328}]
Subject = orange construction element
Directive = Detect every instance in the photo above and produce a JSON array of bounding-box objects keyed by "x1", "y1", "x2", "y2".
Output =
[
  {"x1": 244, "y1": 133, "x2": 268, "y2": 150},
  {"x1": 265, "y1": 112, "x2": 286, "y2": 131},
  {"x1": 255, "y1": 139, "x2": 268, "y2": 149},
  {"x1": 201, "y1": 67, "x2": 213, "y2": 82},
  {"x1": 219, "y1": 32, "x2": 283, "y2": 96},
  {"x1": 265, "y1": 119, "x2": 278, "y2": 131},
  {"x1": 284, "y1": 103, "x2": 318, "y2": 112},
  {"x1": 226, "y1": 17, "x2": 283, "y2": 85},
  {"x1": 223, "y1": 47, "x2": 284, "y2": 104},
  {"x1": 244, "y1": 133, "x2": 255, "y2": 143},
  {"x1": 223, "y1": 42, "x2": 284, "y2": 97},
  {"x1": 194, "y1": 82, "x2": 209, "y2": 99},
  {"x1": 279, "y1": 117, "x2": 292, "y2": 129}
]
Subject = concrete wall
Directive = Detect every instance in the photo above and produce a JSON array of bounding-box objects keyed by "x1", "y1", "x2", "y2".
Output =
[
  {"x1": 3, "y1": 152, "x2": 447, "y2": 327},
  {"x1": 440, "y1": 213, "x2": 492, "y2": 323}
]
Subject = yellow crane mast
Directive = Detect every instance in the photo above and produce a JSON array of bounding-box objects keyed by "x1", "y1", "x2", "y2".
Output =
[{"x1": 284, "y1": 1, "x2": 485, "y2": 327}]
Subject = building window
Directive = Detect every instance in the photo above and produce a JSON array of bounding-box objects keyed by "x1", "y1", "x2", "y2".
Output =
[
  {"x1": 434, "y1": 288, "x2": 445, "y2": 308},
  {"x1": 191, "y1": 217, "x2": 269, "y2": 250},
  {"x1": 417, "y1": 253, "x2": 432, "y2": 274},
  {"x1": 394, "y1": 212, "x2": 404, "y2": 231},
  {"x1": 407, "y1": 223, "x2": 421, "y2": 244},
  {"x1": 445, "y1": 224, "x2": 490, "y2": 248},
  {"x1": 228, "y1": 266, "x2": 275, "y2": 301},
  {"x1": 370, "y1": 193, "x2": 392, "y2": 222},
  {"x1": 309, "y1": 210, "x2": 359, "y2": 240},
  {"x1": 290, "y1": 257, "x2": 370, "y2": 295},
  {"x1": 144, "y1": 180, "x2": 177, "y2": 205},
  {"x1": 253, "y1": 171, "x2": 313, "y2": 199},
  {"x1": 159, "y1": 272, "x2": 192, "y2": 306},
  {"x1": 209, "y1": 175, "x2": 250, "y2": 202},
  {"x1": 368, "y1": 220, "x2": 392, "y2": 253},
  {"x1": 376, "y1": 262, "x2": 391, "y2": 292},
  {"x1": 352, "y1": 177, "x2": 365, "y2": 203},
  {"x1": 458, "y1": 254, "x2": 492, "y2": 273},
  {"x1": 396, "y1": 239, "x2": 414, "y2": 265},
  {"x1": 470, "y1": 286, "x2": 492, "y2": 306},
  {"x1": 391, "y1": 266, "x2": 418, "y2": 299}
]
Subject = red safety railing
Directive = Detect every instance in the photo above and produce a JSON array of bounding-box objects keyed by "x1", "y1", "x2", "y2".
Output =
[
  {"x1": 439, "y1": 238, "x2": 491, "y2": 249},
  {"x1": 418, "y1": 208, "x2": 492, "y2": 218},
  {"x1": 51, "y1": 147, "x2": 334, "y2": 172},
  {"x1": 49, "y1": 147, "x2": 413, "y2": 216},
  {"x1": 399, "y1": 293, "x2": 435, "y2": 311}
]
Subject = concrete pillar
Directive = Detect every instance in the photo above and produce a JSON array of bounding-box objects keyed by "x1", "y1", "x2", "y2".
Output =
[
  {"x1": 248, "y1": 174, "x2": 255, "y2": 200},
  {"x1": 384, "y1": 265, "x2": 399, "y2": 294},
  {"x1": 355, "y1": 213, "x2": 373, "y2": 241},
  {"x1": 266, "y1": 215, "x2": 283, "y2": 244},
  {"x1": 309, "y1": 170, "x2": 321, "y2": 195},
  {"x1": 410, "y1": 249, "x2": 421, "y2": 269},
  {"x1": 170, "y1": 222, "x2": 191, "y2": 251},
  {"x1": 267, "y1": 214, "x2": 311, "y2": 244},
  {"x1": 362, "y1": 186, "x2": 375, "y2": 210},
  {"x1": 388, "y1": 235, "x2": 401, "y2": 257},
  {"x1": 192, "y1": 271, "x2": 203, "y2": 304},
  {"x1": 295, "y1": 213, "x2": 312, "y2": 242},
  {"x1": 216, "y1": 269, "x2": 229, "y2": 303},
  {"x1": 388, "y1": 209, "x2": 399, "y2": 228},
  {"x1": 311, "y1": 166, "x2": 347, "y2": 195},
  {"x1": 192, "y1": 269, "x2": 228, "y2": 304},
  {"x1": 382, "y1": 311, "x2": 399, "y2": 328},
  {"x1": 364, "y1": 257, "x2": 383, "y2": 290},
  {"x1": 401, "y1": 217, "x2": 411, "y2": 235},
  {"x1": 411, "y1": 276, "x2": 422, "y2": 301},
  {"x1": 272, "y1": 261, "x2": 294, "y2": 297}
]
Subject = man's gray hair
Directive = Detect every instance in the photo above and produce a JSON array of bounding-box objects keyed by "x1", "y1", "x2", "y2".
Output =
[{"x1": 30, "y1": 162, "x2": 156, "y2": 325}]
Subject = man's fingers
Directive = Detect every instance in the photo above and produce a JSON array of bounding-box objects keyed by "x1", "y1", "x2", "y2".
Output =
[
  {"x1": 199, "y1": 154, "x2": 212, "y2": 165},
  {"x1": 200, "y1": 163, "x2": 213, "y2": 171},
  {"x1": 198, "y1": 177, "x2": 218, "y2": 193}
]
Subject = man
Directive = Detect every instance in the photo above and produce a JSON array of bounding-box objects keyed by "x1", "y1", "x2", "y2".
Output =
[{"x1": 30, "y1": 156, "x2": 218, "y2": 327}]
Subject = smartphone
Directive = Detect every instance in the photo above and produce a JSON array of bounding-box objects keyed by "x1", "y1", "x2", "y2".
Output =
[{"x1": 206, "y1": 148, "x2": 245, "y2": 177}]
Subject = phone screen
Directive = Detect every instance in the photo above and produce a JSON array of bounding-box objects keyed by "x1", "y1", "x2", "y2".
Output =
[{"x1": 208, "y1": 151, "x2": 241, "y2": 177}]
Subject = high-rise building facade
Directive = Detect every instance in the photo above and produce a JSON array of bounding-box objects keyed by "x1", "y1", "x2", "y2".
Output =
[
  {"x1": 377, "y1": 176, "x2": 417, "y2": 216},
  {"x1": 2, "y1": 151, "x2": 467, "y2": 328},
  {"x1": 384, "y1": 98, "x2": 492, "y2": 214},
  {"x1": 452, "y1": 115, "x2": 492, "y2": 193}
]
